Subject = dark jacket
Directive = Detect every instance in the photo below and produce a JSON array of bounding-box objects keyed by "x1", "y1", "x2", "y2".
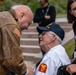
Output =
[
  {"x1": 73, "y1": 22, "x2": 76, "y2": 37},
  {"x1": 33, "y1": 4, "x2": 56, "y2": 27}
]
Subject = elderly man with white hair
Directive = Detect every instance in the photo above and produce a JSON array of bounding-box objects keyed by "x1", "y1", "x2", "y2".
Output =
[
  {"x1": 0, "y1": 5, "x2": 33, "y2": 75},
  {"x1": 34, "y1": 22, "x2": 71, "y2": 75}
]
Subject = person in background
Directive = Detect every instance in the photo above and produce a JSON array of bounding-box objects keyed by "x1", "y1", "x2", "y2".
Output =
[
  {"x1": 34, "y1": 22, "x2": 70, "y2": 75},
  {"x1": 0, "y1": 4, "x2": 33, "y2": 75},
  {"x1": 33, "y1": 0, "x2": 56, "y2": 55},
  {"x1": 66, "y1": 0, "x2": 76, "y2": 75}
]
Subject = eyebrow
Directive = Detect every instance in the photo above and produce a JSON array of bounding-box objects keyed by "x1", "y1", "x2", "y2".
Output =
[{"x1": 73, "y1": 7, "x2": 76, "y2": 10}]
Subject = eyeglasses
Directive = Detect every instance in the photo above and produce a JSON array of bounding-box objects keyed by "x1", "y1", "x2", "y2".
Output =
[
  {"x1": 39, "y1": 31, "x2": 49, "y2": 35},
  {"x1": 42, "y1": 31, "x2": 46, "y2": 35},
  {"x1": 39, "y1": 31, "x2": 45, "y2": 35}
]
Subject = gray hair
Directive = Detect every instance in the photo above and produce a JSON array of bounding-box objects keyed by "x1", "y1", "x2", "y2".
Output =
[{"x1": 49, "y1": 31, "x2": 62, "y2": 44}]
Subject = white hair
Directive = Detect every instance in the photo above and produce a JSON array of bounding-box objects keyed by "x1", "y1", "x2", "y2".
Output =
[
  {"x1": 11, "y1": 4, "x2": 23, "y2": 9},
  {"x1": 49, "y1": 31, "x2": 62, "y2": 44}
]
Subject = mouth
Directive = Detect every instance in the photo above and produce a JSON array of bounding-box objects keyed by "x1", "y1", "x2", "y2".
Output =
[
  {"x1": 39, "y1": 40, "x2": 43, "y2": 44},
  {"x1": 39, "y1": 38, "x2": 43, "y2": 41}
]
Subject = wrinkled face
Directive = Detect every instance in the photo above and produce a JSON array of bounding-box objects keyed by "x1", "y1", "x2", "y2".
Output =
[
  {"x1": 39, "y1": 31, "x2": 54, "y2": 47},
  {"x1": 20, "y1": 15, "x2": 32, "y2": 30},
  {"x1": 38, "y1": 0, "x2": 46, "y2": 6},
  {"x1": 19, "y1": 11, "x2": 33, "y2": 31},
  {"x1": 20, "y1": 14, "x2": 32, "y2": 31},
  {"x1": 70, "y1": 2, "x2": 76, "y2": 17}
]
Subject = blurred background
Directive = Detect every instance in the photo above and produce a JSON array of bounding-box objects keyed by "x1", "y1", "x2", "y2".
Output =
[{"x1": 0, "y1": 0, "x2": 67, "y2": 18}]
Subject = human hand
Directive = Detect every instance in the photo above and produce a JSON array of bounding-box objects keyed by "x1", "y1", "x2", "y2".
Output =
[
  {"x1": 45, "y1": 15, "x2": 50, "y2": 19},
  {"x1": 27, "y1": 66, "x2": 34, "y2": 75},
  {"x1": 66, "y1": 64, "x2": 76, "y2": 75}
]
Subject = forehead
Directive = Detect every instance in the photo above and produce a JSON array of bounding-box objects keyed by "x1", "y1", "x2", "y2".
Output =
[
  {"x1": 24, "y1": 11, "x2": 33, "y2": 22},
  {"x1": 71, "y1": 2, "x2": 76, "y2": 8}
]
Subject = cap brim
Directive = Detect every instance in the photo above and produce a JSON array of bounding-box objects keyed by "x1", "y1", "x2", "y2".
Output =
[{"x1": 37, "y1": 26, "x2": 49, "y2": 34}]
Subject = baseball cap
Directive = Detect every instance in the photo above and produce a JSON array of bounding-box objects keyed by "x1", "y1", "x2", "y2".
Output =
[{"x1": 37, "y1": 22, "x2": 65, "y2": 41}]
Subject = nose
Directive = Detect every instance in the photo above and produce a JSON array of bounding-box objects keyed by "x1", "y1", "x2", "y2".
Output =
[
  {"x1": 39, "y1": 34, "x2": 42, "y2": 38},
  {"x1": 25, "y1": 23, "x2": 29, "y2": 30}
]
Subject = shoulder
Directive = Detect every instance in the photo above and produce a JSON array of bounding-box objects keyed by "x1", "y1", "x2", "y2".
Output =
[
  {"x1": 50, "y1": 5, "x2": 55, "y2": 8},
  {"x1": 42, "y1": 53, "x2": 60, "y2": 68},
  {"x1": 36, "y1": 7, "x2": 42, "y2": 11},
  {"x1": 49, "y1": 5, "x2": 55, "y2": 9},
  {"x1": 44, "y1": 50, "x2": 59, "y2": 62},
  {"x1": 45, "y1": 45, "x2": 66, "y2": 61}
]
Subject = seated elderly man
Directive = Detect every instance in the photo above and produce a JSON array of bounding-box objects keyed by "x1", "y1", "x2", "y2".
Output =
[{"x1": 34, "y1": 22, "x2": 71, "y2": 75}]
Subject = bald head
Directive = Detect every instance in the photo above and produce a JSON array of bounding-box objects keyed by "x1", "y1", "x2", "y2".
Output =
[{"x1": 11, "y1": 5, "x2": 33, "y2": 30}]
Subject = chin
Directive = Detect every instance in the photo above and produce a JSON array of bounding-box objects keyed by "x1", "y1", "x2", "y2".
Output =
[
  {"x1": 39, "y1": 44, "x2": 44, "y2": 47},
  {"x1": 39, "y1": 43, "x2": 43, "y2": 46}
]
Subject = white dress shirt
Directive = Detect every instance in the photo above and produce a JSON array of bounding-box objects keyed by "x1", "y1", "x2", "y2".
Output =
[{"x1": 34, "y1": 44, "x2": 71, "y2": 75}]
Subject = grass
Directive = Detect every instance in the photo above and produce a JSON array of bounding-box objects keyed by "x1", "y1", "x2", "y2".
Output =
[{"x1": 64, "y1": 39, "x2": 75, "y2": 59}]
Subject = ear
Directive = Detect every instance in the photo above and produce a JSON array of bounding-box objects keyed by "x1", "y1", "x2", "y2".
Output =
[
  {"x1": 19, "y1": 12, "x2": 24, "y2": 20},
  {"x1": 69, "y1": 10, "x2": 72, "y2": 15},
  {"x1": 51, "y1": 34, "x2": 56, "y2": 42},
  {"x1": 53, "y1": 34, "x2": 56, "y2": 40}
]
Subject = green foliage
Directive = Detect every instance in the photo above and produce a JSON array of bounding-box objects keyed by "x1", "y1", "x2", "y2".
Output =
[
  {"x1": 0, "y1": 0, "x2": 16, "y2": 11},
  {"x1": 64, "y1": 39, "x2": 75, "y2": 59},
  {"x1": 49, "y1": 0, "x2": 67, "y2": 14},
  {"x1": 0, "y1": 0, "x2": 67, "y2": 16},
  {"x1": 23, "y1": 1, "x2": 40, "y2": 14}
]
